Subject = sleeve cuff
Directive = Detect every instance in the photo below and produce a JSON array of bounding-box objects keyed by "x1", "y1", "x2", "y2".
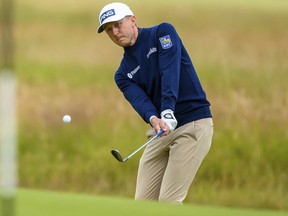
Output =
[{"x1": 149, "y1": 115, "x2": 157, "y2": 124}]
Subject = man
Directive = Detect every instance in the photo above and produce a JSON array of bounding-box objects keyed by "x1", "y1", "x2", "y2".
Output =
[{"x1": 97, "y1": 2, "x2": 213, "y2": 204}]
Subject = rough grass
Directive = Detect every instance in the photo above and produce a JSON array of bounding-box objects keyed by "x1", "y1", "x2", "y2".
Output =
[{"x1": 13, "y1": 0, "x2": 288, "y2": 211}]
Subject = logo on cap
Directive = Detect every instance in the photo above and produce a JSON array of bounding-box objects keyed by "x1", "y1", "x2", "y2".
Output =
[{"x1": 100, "y1": 9, "x2": 115, "y2": 23}]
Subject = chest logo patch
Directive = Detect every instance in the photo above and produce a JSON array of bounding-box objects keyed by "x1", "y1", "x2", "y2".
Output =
[{"x1": 159, "y1": 35, "x2": 173, "y2": 49}]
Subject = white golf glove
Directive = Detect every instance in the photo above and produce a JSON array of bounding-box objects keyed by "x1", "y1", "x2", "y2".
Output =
[{"x1": 161, "y1": 109, "x2": 178, "y2": 131}]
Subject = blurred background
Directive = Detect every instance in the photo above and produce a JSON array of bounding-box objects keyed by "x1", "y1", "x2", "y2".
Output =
[{"x1": 6, "y1": 0, "x2": 288, "y2": 210}]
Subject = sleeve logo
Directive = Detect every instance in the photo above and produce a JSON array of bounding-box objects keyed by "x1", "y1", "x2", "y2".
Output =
[
  {"x1": 127, "y1": 65, "x2": 140, "y2": 79},
  {"x1": 159, "y1": 35, "x2": 173, "y2": 49}
]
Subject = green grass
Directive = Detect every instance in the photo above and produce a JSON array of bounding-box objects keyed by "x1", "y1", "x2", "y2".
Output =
[{"x1": 12, "y1": 189, "x2": 288, "y2": 216}]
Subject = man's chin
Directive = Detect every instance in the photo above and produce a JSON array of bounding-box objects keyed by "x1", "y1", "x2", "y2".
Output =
[{"x1": 117, "y1": 38, "x2": 131, "y2": 47}]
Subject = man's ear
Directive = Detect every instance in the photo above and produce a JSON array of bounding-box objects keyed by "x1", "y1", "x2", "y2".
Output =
[{"x1": 130, "y1": 16, "x2": 137, "y2": 27}]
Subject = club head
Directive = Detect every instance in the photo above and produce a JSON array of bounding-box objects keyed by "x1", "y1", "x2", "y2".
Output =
[{"x1": 111, "y1": 149, "x2": 125, "y2": 162}]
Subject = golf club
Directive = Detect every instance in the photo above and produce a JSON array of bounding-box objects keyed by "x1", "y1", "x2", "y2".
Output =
[{"x1": 111, "y1": 129, "x2": 164, "y2": 162}]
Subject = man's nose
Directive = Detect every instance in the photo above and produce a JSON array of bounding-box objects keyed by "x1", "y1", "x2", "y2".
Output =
[{"x1": 111, "y1": 26, "x2": 119, "y2": 35}]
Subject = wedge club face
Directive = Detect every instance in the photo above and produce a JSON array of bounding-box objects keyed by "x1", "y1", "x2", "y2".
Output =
[{"x1": 111, "y1": 149, "x2": 128, "y2": 162}]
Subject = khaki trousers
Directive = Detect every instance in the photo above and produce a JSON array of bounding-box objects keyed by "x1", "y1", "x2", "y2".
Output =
[{"x1": 135, "y1": 118, "x2": 213, "y2": 204}]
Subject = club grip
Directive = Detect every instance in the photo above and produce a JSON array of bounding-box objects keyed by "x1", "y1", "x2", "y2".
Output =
[{"x1": 156, "y1": 129, "x2": 164, "y2": 137}]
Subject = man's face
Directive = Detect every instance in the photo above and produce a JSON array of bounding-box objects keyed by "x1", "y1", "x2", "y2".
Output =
[{"x1": 104, "y1": 16, "x2": 138, "y2": 47}]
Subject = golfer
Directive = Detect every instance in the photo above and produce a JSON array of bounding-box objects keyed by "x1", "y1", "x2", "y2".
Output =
[{"x1": 97, "y1": 2, "x2": 214, "y2": 204}]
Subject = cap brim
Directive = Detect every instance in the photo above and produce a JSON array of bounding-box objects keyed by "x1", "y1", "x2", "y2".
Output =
[{"x1": 97, "y1": 24, "x2": 104, "y2": 33}]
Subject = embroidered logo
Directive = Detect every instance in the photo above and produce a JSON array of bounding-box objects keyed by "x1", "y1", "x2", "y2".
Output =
[
  {"x1": 100, "y1": 9, "x2": 115, "y2": 23},
  {"x1": 146, "y1": 47, "x2": 157, "y2": 59},
  {"x1": 159, "y1": 35, "x2": 173, "y2": 49},
  {"x1": 164, "y1": 113, "x2": 174, "y2": 119},
  {"x1": 127, "y1": 65, "x2": 140, "y2": 79}
]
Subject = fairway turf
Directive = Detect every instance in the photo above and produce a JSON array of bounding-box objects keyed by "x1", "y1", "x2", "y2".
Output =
[{"x1": 15, "y1": 189, "x2": 288, "y2": 216}]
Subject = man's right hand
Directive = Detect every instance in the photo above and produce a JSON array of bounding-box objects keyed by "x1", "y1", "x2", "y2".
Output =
[{"x1": 149, "y1": 116, "x2": 170, "y2": 135}]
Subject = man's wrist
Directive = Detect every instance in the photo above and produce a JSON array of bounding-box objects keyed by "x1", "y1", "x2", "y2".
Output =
[{"x1": 161, "y1": 109, "x2": 174, "y2": 119}]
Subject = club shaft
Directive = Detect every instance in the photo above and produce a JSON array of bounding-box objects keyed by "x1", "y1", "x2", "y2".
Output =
[{"x1": 124, "y1": 130, "x2": 163, "y2": 161}]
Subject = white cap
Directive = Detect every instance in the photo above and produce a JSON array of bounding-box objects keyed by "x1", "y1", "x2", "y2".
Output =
[{"x1": 97, "y1": 2, "x2": 134, "y2": 33}]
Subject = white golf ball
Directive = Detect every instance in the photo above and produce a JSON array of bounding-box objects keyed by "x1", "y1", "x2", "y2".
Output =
[{"x1": 63, "y1": 115, "x2": 71, "y2": 123}]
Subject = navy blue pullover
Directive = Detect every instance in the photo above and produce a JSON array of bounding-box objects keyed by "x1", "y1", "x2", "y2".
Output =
[{"x1": 114, "y1": 22, "x2": 212, "y2": 129}]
